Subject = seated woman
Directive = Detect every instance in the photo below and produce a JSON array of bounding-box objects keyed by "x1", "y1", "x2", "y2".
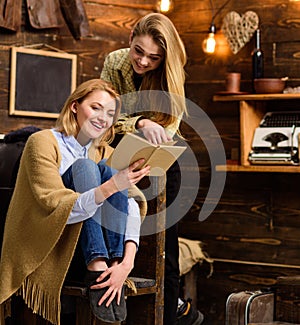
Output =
[{"x1": 0, "y1": 79, "x2": 150, "y2": 324}]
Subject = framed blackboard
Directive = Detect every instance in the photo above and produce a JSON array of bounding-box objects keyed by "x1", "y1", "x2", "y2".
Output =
[{"x1": 9, "y1": 47, "x2": 77, "y2": 118}]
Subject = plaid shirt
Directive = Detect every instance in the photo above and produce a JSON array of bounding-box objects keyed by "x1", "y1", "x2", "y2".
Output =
[{"x1": 101, "y1": 48, "x2": 181, "y2": 137}]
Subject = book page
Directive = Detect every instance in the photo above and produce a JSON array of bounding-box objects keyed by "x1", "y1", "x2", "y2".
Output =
[{"x1": 147, "y1": 146, "x2": 186, "y2": 176}]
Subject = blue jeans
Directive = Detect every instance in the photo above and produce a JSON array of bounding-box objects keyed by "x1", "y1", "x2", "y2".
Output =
[{"x1": 62, "y1": 158, "x2": 128, "y2": 266}]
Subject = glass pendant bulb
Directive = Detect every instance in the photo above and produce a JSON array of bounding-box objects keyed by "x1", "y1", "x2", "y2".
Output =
[
  {"x1": 202, "y1": 23, "x2": 216, "y2": 54},
  {"x1": 157, "y1": 0, "x2": 174, "y2": 13}
]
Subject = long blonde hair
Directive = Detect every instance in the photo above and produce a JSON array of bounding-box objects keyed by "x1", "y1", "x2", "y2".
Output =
[
  {"x1": 132, "y1": 13, "x2": 187, "y2": 126},
  {"x1": 55, "y1": 79, "x2": 121, "y2": 144}
]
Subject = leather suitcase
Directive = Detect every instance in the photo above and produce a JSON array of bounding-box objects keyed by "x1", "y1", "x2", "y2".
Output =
[{"x1": 226, "y1": 290, "x2": 274, "y2": 325}]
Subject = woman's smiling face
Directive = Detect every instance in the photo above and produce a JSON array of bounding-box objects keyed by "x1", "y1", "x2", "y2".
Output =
[
  {"x1": 71, "y1": 89, "x2": 116, "y2": 146},
  {"x1": 129, "y1": 34, "x2": 164, "y2": 75}
]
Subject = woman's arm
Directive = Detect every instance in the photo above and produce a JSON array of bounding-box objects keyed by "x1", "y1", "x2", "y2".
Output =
[
  {"x1": 136, "y1": 112, "x2": 183, "y2": 143},
  {"x1": 90, "y1": 238, "x2": 137, "y2": 306},
  {"x1": 124, "y1": 198, "x2": 141, "y2": 246},
  {"x1": 136, "y1": 118, "x2": 171, "y2": 144}
]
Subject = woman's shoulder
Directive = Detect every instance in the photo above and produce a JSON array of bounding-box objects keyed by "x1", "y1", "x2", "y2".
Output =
[
  {"x1": 29, "y1": 129, "x2": 55, "y2": 141},
  {"x1": 105, "y1": 48, "x2": 130, "y2": 63},
  {"x1": 26, "y1": 129, "x2": 57, "y2": 150}
]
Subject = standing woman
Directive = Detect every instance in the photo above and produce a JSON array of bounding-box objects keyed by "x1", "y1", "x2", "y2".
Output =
[
  {"x1": 101, "y1": 13, "x2": 203, "y2": 325},
  {"x1": 0, "y1": 79, "x2": 149, "y2": 324}
]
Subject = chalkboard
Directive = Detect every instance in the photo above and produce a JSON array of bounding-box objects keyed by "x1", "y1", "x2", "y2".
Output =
[{"x1": 9, "y1": 47, "x2": 77, "y2": 118}]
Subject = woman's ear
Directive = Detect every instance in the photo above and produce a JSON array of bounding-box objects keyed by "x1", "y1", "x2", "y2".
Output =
[
  {"x1": 70, "y1": 102, "x2": 77, "y2": 113},
  {"x1": 129, "y1": 30, "x2": 134, "y2": 45}
]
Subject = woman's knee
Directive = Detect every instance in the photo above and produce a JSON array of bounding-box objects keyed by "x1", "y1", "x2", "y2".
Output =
[
  {"x1": 73, "y1": 158, "x2": 97, "y2": 170},
  {"x1": 72, "y1": 159, "x2": 101, "y2": 191},
  {"x1": 73, "y1": 159, "x2": 100, "y2": 178}
]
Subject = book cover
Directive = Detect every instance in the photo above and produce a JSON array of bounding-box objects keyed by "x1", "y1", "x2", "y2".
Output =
[{"x1": 106, "y1": 133, "x2": 186, "y2": 176}]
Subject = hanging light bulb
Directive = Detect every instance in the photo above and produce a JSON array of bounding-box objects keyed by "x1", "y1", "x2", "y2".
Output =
[
  {"x1": 202, "y1": 23, "x2": 216, "y2": 54},
  {"x1": 157, "y1": 0, "x2": 174, "y2": 13},
  {"x1": 201, "y1": 0, "x2": 232, "y2": 54}
]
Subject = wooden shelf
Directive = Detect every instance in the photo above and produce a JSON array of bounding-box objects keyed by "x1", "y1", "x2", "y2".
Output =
[
  {"x1": 213, "y1": 93, "x2": 300, "y2": 102},
  {"x1": 214, "y1": 94, "x2": 300, "y2": 172},
  {"x1": 216, "y1": 162, "x2": 300, "y2": 173}
]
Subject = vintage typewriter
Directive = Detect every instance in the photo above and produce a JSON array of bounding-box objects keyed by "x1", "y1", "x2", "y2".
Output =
[{"x1": 248, "y1": 111, "x2": 300, "y2": 165}]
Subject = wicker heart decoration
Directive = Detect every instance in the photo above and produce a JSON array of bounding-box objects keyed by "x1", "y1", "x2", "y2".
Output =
[{"x1": 221, "y1": 11, "x2": 259, "y2": 54}]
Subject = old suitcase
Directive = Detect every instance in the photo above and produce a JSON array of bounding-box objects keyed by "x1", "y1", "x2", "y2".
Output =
[{"x1": 226, "y1": 290, "x2": 274, "y2": 325}]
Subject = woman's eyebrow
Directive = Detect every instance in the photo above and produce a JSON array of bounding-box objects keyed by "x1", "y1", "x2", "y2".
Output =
[
  {"x1": 135, "y1": 44, "x2": 163, "y2": 58},
  {"x1": 91, "y1": 101, "x2": 103, "y2": 107}
]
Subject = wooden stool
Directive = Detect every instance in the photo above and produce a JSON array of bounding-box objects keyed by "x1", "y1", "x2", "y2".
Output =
[{"x1": 61, "y1": 276, "x2": 158, "y2": 325}]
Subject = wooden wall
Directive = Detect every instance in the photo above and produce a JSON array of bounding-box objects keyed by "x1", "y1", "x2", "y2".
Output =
[
  {"x1": 2, "y1": 0, "x2": 300, "y2": 323},
  {"x1": 177, "y1": 1, "x2": 300, "y2": 324}
]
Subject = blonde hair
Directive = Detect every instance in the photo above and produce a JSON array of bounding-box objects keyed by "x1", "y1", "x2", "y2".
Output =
[
  {"x1": 132, "y1": 13, "x2": 187, "y2": 126},
  {"x1": 55, "y1": 79, "x2": 121, "y2": 144}
]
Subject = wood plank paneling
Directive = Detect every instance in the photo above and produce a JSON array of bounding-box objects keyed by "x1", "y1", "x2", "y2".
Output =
[
  {"x1": 1, "y1": 0, "x2": 300, "y2": 323},
  {"x1": 195, "y1": 261, "x2": 300, "y2": 324}
]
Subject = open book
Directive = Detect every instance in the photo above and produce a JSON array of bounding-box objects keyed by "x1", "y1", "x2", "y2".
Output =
[{"x1": 106, "y1": 133, "x2": 186, "y2": 176}]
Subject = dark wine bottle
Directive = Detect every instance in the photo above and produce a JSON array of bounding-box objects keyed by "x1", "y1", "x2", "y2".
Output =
[{"x1": 252, "y1": 29, "x2": 264, "y2": 80}]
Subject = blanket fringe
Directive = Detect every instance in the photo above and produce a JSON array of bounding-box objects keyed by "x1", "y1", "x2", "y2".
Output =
[
  {"x1": 124, "y1": 278, "x2": 137, "y2": 294},
  {"x1": 17, "y1": 277, "x2": 60, "y2": 325}
]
